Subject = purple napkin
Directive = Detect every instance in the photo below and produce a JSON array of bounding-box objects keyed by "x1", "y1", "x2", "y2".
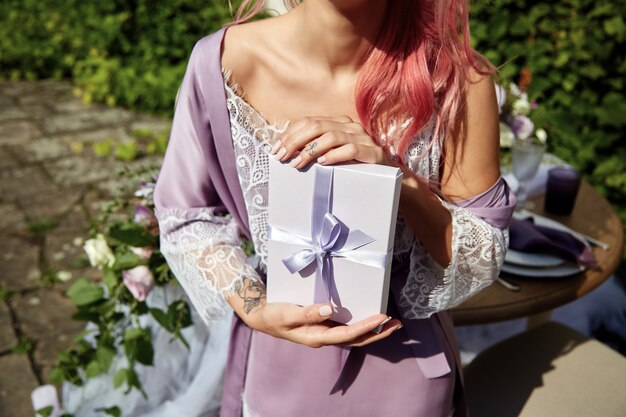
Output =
[{"x1": 509, "y1": 217, "x2": 597, "y2": 268}]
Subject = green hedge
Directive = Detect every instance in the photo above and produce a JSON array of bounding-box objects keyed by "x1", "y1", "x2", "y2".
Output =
[
  {"x1": 0, "y1": 0, "x2": 236, "y2": 114},
  {"x1": 1, "y1": 0, "x2": 624, "y2": 254},
  {"x1": 470, "y1": 0, "x2": 626, "y2": 255}
]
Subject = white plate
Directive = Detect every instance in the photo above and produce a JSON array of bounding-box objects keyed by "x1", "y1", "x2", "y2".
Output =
[
  {"x1": 501, "y1": 262, "x2": 584, "y2": 278},
  {"x1": 505, "y1": 249, "x2": 564, "y2": 267}
]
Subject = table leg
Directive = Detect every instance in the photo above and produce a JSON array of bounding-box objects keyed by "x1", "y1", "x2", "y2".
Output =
[{"x1": 526, "y1": 310, "x2": 553, "y2": 330}]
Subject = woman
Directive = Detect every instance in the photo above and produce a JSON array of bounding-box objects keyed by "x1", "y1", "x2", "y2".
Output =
[{"x1": 153, "y1": 1, "x2": 515, "y2": 416}]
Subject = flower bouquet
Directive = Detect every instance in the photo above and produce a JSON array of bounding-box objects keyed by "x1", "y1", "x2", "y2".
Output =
[
  {"x1": 496, "y1": 74, "x2": 555, "y2": 208},
  {"x1": 497, "y1": 80, "x2": 548, "y2": 150},
  {"x1": 40, "y1": 176, "x2": 192, "y2": 417}
]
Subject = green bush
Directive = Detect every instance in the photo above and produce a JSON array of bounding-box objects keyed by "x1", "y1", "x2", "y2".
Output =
[
  {"x1": 471, "y1": 0, "x2": 626, "y2": 255},
  {"x1": 2, "y1": 0, "x2": 624, "y2": 254},
  {"x1": 0, "y1": 0, "x2": 237, "y2": 115}
]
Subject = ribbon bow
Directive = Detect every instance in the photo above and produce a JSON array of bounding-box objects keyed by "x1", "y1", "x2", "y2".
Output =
[{"x1": 268, "y1": 165, "x2": 388, "y2": 305}]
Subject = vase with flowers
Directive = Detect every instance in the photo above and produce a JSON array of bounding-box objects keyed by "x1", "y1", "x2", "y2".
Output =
[{"x1": 497, "y1": 74, "x2": 548, "y2": 208}]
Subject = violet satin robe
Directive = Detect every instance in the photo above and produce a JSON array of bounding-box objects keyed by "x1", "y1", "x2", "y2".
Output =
[{"x1": 153, "y1": 27, "x2": 516, "y2": 417}]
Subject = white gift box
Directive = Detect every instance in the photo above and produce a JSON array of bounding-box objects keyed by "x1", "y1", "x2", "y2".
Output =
[{"x1": 266, "y1": 157, "x2": 403, "y2": 324}]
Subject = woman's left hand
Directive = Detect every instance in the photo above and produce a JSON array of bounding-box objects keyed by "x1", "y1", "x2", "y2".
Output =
[{"x1": 271, "y1": 115, "x2": 395, "y2": 169}]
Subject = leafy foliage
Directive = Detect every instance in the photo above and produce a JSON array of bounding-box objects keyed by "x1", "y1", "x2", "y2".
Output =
[
  {"x1": 12, "y1": 337, "x2": 36, "y2": 355},
  {"x1": 46, "y1": 165, "x2": 253, "y2": 415},
  {"x1": 3, "y1": 0, "x2": 623, "y2": 253},
  {"x1": 471, "y1": 0, "x2": 626, "y2": 256},
  {"x1": 27, "y1": 218, "x2": 59, "y2": 236},
  {"x1": 86, "y1": 128, "x2": 170, "y2": 162},
  {"x1": 35, "y1": 406, "x2": 54, "y2": 417},
  {"x1": 95, "y1": 406, "x2": 122, "y2": 417},
  {"x1": 0, "y1": 284, "x2": 11, "y2": 301},
  {"x1": 0, "y1": 0, "x2": 238, "y2": 115},
  {"x1": 48, "y1": 174, "x2": 192, "y2": 414}
]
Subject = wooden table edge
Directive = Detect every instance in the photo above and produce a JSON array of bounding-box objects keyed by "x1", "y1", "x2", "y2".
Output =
[{"x1": 452, "y1": 181, "x2": 624, "y2": 326}]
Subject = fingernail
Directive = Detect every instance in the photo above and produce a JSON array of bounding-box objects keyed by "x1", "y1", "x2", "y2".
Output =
[
  {"x1": 319, "y1": 305, "x2": 333, "y2": 317},
  {"x1": 277, "y1": 146, "x2": 287, "y2": 160},
  {"x1": 270, "y1": 140, "x2": 281, "y2": 155},
  {"x1": 393, "y1": 324, "x2": 404, "y2": 331},
  {"x1": 317, "y1": 155, "x2": 327, "y2": 164},
  {"x1": 289, "y1": 155, "x2": 302, "y2": 168},
  {"x1": 373, "y1": 316, "x2": 393, "y2": 334}
]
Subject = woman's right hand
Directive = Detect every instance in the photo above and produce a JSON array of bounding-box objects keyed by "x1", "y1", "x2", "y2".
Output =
[
  {"x1": 247, "y1": 302, "x2": 403, "y2": 348},
  {"x1": 227, "y1": 276, "x2": 402, "y2": 348}
]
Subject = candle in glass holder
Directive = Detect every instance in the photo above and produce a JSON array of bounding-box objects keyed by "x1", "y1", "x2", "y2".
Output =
[{"x1": 544, "y1": 166, "x2": 581, "y2": 215}]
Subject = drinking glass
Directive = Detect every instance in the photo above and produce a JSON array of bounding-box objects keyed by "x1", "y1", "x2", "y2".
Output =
[{"x1": 511, "y1": 140, "x2": 545, "y2": 209}]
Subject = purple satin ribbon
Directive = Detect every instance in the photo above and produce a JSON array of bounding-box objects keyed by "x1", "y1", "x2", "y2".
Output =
[{"x1": 268, "y1": 165, "x2": 388, "y2": 305}]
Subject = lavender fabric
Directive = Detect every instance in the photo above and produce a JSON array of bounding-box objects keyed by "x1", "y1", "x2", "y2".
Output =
[
  {"x1": 509, "y1": 218, "x2": 597, "y2": 267},
  {"x1": 452, "y1": 176, "x2": 517, "y2": 229},
  {"x1": 152, "y1": 29, "x2": 254, "y2": 417},
  {"x1": 244, "y1": 274, "x2": 458, "y2": 417},
  {"x1": 153, "y1": 26, "x2": 515, "y2": 417}
]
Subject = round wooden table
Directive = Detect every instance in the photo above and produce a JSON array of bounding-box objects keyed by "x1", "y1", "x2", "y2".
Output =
[{"x1": 452, "y1": 181, "x2": 624, "y2": 326}]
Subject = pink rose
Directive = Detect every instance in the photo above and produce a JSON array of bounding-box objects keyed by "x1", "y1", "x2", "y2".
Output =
[
  {"x1": 122, "y1": 266, "x2": 155, "y2": 302},
  {"x1": 130, "y1": 246, "x2": 153, "y2": 261}
]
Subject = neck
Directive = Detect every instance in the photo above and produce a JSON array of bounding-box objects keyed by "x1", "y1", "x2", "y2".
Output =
[{"x1": 284, "y1": 0, "x2": 389, "y2": 78}]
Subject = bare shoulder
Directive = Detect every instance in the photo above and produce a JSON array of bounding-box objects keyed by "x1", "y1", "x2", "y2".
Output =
[{"x1": 221, "y1": 17, "x2": 284, "y2": 86}]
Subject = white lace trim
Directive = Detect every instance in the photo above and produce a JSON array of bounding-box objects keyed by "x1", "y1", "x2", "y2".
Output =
[
  {"x1": 157, "y1": 69, "x2": 507, "y2": 323},
  {"x1": 397, "y1": 198, "x2": 509, "y2": 319},
  {"x1": 221, "y1": 69, "x2": 507, "y2": 318},
  {"x1": 222, "y1": 67, "x2": 289, "y2": 274},
  {"x1": 155, "y1": 207, "x2": 261, "y2": 325}
]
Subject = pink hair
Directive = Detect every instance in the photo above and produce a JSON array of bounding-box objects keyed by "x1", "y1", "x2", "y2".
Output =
[{"x1": 225, "y1": 0, "x2": 494, "y2": 164}]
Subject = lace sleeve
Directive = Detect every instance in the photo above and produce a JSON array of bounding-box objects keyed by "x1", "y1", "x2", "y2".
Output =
[
  {"x1": 155, "y1": 207, "x2": 261, "y2": 325},
  {"x1": 398, "y1": 181, "x2": 514, "y2": 319},
  {"x1": 398, "y1": 204, "x2": 508, "y2": 319}
]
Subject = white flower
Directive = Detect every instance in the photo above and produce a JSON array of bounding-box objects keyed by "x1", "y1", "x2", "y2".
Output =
[
  {"x1": 499, "y1": 122, "x2": 515, "y2": 148},
  {"x1": 134, "y1": 187, "x2": 153, "y2": 200},
  {"x1": 56, "y1": 270, "x2": 72, "y2": 282},
  {"x1": 134, "y1": 181, "x2": 155, "y2": 202},
  {"x1": 512, "y1": 96, "x2": 531, "y2": 116},
  {"x1": 535, "y1": 128, "x2": 548, "y2": 144},
  {"x1": 509, "y1": 83, "x2": 522, "y2": 97},
  {"x1": 83, "y1": 233, "x2": 116, "y2": 270}
]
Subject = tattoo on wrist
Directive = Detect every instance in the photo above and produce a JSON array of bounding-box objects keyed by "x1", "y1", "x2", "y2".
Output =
[{"x1": 234, "y1": 278, "x2": 266, "y2": 314}]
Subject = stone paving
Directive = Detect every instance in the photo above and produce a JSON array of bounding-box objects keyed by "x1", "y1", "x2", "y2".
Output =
[{"x1": 0, "y1": 80, "x2": 170, "y2": 417}]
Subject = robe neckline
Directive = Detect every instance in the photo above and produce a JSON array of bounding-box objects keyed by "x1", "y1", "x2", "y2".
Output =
[{"x1": 203, "y1": 25, "x2": 252, "y2": 239}]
